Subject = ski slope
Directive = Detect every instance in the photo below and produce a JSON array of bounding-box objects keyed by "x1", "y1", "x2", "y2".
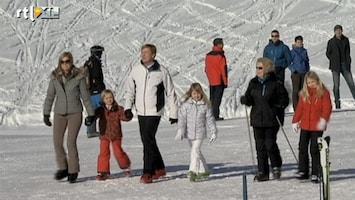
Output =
[
  {"x1": 1, "y1": 0, "x2": 355, "y2": 199},
  {"x1": 1, "y1": 0, "x2": 355, "y2": 126}
]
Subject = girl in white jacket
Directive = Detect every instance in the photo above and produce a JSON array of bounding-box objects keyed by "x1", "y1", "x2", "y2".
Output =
[{"x1": 176, "y1": 82, "x2": 217, "y2": 182}]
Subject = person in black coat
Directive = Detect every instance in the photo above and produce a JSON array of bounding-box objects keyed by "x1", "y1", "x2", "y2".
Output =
[
  {"x1": 326, "y1": 25, "x2": 355, "y2": 109},
  {"x1": 240, "y1": 57, "x2": 289, "y2": 181}
]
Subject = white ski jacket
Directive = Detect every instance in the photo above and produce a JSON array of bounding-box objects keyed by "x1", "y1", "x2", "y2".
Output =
[
  {"x1": 177, "y1": 98, "x2": 217, "y2": 140},
  {"x1": 124, "y1": 60, "x2": 178, "y2": 118}
]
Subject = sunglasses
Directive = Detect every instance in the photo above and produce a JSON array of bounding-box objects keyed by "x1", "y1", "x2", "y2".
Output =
[
  {"x1": 271, "y1": 35, "x2": 279, "y2": 38},
  {"x1": 256, "y1": 66, "x2": 263, "y2": 70},
  {"x1": 60, "y1": 59, "x2": 71, "y2": 64}
]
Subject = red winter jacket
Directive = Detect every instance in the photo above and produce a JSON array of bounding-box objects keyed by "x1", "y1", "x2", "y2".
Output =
[
  {"x1": 292, "y1": 87, "x2": 332, "y2": 131},
  {"x1": 205, "y1": 46, "x2": 228, "y2": 86},
  {"x1": 96, "y1": 102, "x2": 131, "y2": 140}
]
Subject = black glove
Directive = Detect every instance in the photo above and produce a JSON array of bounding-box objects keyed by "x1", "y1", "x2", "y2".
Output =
[
  {"x1": 240, "y1": 96, "x2": 247, "y2": 105},
  {"x1": 85, "y1": 116, "x2": 96, "y2": 126},
  {"x1": 224, "y1": 84, "x2": 228, "y2": 88},
  {"x1": 169, "y1": 118, "x2": 178, "y2": 124},
  {"x1": 124, "y1": 109, "x2": 133, "y2": 119},
  {"x1": 43, "y1": 115, "x2": 52, "y2": 126}
]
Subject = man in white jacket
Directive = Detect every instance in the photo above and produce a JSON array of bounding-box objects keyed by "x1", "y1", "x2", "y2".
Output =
[{"x1": 124, "y1": 44, "x2": 178, "y2": 183}]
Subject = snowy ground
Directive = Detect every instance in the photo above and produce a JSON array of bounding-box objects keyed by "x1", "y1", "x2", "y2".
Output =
[
  {"x1": 1, "y1": 112, "x2": 355, "y2": 200},
  {"x1": 1, "y1": 0, "x2": 355, "y2": 199}
]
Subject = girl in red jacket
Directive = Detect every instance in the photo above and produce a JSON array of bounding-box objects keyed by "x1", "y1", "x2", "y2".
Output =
[
  {"x1": 292, "y1": 71, "x2": 332, "y2": 183},
  {"x1": 95, "y1": 89, "x2": 132, "y2": 180}
]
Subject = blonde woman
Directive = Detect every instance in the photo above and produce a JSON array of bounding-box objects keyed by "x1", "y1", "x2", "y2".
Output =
[{"x1": 43, "y1": 52, "x2": 95, "y2": 183}]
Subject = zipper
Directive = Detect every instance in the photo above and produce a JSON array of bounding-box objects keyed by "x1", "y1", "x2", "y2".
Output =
[{"x1": 143, "y1": 68, "x2": 148, "y2": 115}]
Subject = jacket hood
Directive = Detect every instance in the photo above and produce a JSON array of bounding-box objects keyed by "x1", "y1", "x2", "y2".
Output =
[{"x1": 51, "y1": 66, "x2": 83, "y2": 80}]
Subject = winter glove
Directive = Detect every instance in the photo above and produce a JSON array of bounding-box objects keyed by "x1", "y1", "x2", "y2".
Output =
[
  {"x1": 124, "y1": 109, "x2": 133, "y2": 119},
  {"x1": 292, "y1": 123, "x2": 299, "y2": 133},
  {"x1": 84, "y1": 116, "x2": 96, "y2": 126},
  {"x1": 169, "y1": 118, "x2": 178, "y2": 124},
  {"x1": 317, "y1": 118, "x2": 327, "y2": 130},
  {"x1": 209, "y1": 133, "x2": 217, "y2": 144},
  {"x1": 224, "y1": 84, "x2": 228, "y2": 88},
  {"x1": 175, "y1": 130, "x2": 184, "y2": 140},
  {"x1": 240, "y1": 95, "x2": 247, "y2": 105},
  {"x1": 43, "y1": 115, "x2": 52, "y2": 127}
]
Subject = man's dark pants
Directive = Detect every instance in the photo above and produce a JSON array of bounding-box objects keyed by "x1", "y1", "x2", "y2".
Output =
[
  {"x1": 138, "y1": 116, "x2": 164, "y2": 175},
  {"x1": 209, "y1": 85, "x2": 225, "y2": 119},
  {"x1": 291, "y1": 72, "x2": 306, "y2": 110},
  {"x1": 332, "y1": 63, "x2": 355, "y2": 107}
]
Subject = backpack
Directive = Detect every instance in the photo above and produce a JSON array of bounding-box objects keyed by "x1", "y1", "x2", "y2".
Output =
[{"x1": 81, "y1": 56, "x2": 106, "y2": 95}]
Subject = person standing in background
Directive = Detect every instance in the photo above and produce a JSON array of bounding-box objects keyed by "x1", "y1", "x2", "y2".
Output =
[
  {"x1": 289, "y1": 35, "x2": 310, "y2": 110},
  {"x1": 205, "y1": 38, "x2": 228, "y2": 121},
  {"x1": 326, "y1": 24, "x2": 355, "y2": 109},
  {"x1": 82, "y1": 45, "x2": 106, "y2": 138},
  {"x1": 263, "y1": 30, "x2": 292, "y2": 83}
]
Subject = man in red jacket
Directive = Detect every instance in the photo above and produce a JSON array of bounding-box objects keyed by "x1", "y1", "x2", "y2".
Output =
[{"x1": 205, "y1": 38, "x2": 228, "y2": 121}]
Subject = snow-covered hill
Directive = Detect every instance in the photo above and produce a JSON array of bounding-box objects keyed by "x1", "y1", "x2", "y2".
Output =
[{"x1": 1, "y1": 0, "x2": 355, "y2": 126}]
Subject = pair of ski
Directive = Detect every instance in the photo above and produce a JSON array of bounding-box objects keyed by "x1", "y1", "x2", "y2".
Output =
[{"x1": 318, "y1": 136, "x2": 330, "y2": 200}]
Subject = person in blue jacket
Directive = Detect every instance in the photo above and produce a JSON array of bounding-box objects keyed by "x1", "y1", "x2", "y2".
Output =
[
  {"x1": 289, "y1": 35, "x2": 310, "y2": 110},
  {"x1": 263, "y1": 30, "x2": 292, "y2": 83}
]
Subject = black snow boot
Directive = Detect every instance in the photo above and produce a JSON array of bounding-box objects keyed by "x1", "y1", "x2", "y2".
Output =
[
  {"x1": 67, "y1": 173, "x2": 78, "y2": 183},
  {"x1": 272, "y1": 167, "x2": 281, "y2": 180},
  {"x1": 254, "y1": 172, "x2": 269, "y2": 182},
  {"x1": 54, "y1": 169, "x2": 68, "y2": 180}
]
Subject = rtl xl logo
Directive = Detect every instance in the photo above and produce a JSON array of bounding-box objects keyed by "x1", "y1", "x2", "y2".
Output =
[{"x1": 16, "y1": 6, "x2": 60, "y2": 22}]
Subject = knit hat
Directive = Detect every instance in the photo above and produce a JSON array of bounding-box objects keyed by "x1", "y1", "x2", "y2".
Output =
[{"x1": 334, "y1": 25, "x2": 343, "y2": 31}]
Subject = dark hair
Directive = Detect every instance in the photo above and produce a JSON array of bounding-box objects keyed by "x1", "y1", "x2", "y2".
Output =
[
  {"x1": 294, "y1": 35, "x2": 303, "y2": 42},
  {"x1": 334, "y1": 24, "x2": 343, "y2": 32},
  {"x1": 271, "y1": 30, "x2": 279, "y2": 35},
  {"x1": 90, "y1": 45, "x2": 104, "y2": 57},
  {"x1": 141, "y1": 44, "x2": 157, "y2": 56},
  {"x1": 213, "y1": 38, "x2": 223, "y2": 46}
]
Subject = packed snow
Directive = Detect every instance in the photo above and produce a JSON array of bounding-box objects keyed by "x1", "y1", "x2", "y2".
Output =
[{"x1": 1, "y1": 0, "x2": 355, "y2": 199}]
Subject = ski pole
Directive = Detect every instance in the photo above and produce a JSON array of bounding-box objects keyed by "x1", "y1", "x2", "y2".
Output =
[
  {"x1": 245, "y1": 106, "x2": 257, "y2": 174},
  {"x1": 243, "y1": 173, "x2": 248, "y2": 200},
  {"x1": 275, "y1": 115, "x2": 299, "y2": 164}
]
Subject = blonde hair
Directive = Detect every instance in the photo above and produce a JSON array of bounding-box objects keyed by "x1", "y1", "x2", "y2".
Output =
[
  {"x1": 183, "y1": 83, "x2": 211, "y2": 107},
  {"x1": 300, "y1": 71, "x2": 328, "y2": 103},
  {"x1": 101, "y1": 89, "x2": 116, "y2": 102},
  {"x1": 256, "y1": 57, "x2": 275, "y2": 74},
  {"x1": 57, "y1": 52, "x2": 74, "y2": 70}
]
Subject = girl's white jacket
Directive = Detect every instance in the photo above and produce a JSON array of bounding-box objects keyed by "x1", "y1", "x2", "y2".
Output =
[
  {"x1": 124, "y1": 60, "x2": 178, "y2": 118},
  {"x1": 177, "y1": 98, "x2": 217, "y2": 140}
]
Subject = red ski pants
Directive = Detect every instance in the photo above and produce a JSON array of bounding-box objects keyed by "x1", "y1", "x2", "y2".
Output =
[{"x1": 97, "y1": 139, "x2": 131, "y2": 173}]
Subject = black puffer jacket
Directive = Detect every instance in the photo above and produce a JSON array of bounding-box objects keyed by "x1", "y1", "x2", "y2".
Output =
[{"x1": 242, "y1": 72, "x2": 289, "y2": 127}]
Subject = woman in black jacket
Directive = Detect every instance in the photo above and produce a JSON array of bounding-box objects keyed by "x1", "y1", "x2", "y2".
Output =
[{"x1": 240, "y1": 57, "x2": 289, "y2": 181}]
